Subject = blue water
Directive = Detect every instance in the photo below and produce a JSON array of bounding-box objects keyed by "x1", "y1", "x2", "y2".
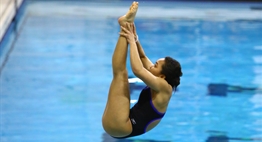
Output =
[{"x1": 1, "y1": 1, "x2": 262, "y2": 142}]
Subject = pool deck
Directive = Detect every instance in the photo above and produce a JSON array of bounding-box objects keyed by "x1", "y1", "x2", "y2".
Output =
[{"x1": 26, "y1": 1, "x2": 262, "y2": 21}]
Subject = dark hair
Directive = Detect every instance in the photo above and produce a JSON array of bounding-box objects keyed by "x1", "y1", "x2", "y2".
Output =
[{"x1": 161, "y1": 56, "x2": 182, "y2": 89}]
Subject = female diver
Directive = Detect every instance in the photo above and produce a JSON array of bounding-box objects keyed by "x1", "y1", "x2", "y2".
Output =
[{"x1": 102, "y1": 1, "x2": 182, "y2": 139}]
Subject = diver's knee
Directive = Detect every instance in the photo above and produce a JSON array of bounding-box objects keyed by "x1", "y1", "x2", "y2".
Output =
[{"x1": 112, "y1": 69, "x2": 128, "y2": 77}]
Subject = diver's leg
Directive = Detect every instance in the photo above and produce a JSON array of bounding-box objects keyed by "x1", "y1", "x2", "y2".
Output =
[{"x1": 102, "y1": 1, "x2": 138, "y2": 138}]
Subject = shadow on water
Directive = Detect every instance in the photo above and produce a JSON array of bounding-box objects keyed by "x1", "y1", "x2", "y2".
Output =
[
  {"x1": 206, "y1": 130, "x2": 262, "y2": 142},
  {"x1": 102, "y1": 133, "x2": 171, "y2": 142}
]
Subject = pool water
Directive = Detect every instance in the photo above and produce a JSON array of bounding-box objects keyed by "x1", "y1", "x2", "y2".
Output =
[{"x1": 1, "y1": 1, "x2": 262, "y2": 142}]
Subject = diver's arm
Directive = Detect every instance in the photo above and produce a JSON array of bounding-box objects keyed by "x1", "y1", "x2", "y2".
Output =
[
  {"x1": 120, "y1": 23, "x2": 167, "y2": 92},
  {"x1": 136, "y1": 41, "x2": 154, "y2": 70},
  {"x1": 130, "y1": 41, "x2": 164, "y2": 91},
  {"x1": 133, "y1": 24, "x2": 154, "y2": 70}
]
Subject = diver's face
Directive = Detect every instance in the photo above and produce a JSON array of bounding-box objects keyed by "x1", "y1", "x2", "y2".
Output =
[{"x1": 149, "y1": 58, "x2": 165, "y2": 77}]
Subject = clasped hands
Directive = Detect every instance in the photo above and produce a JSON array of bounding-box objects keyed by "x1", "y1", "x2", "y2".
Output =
[{"x1": 119, "y1": 23, "x2": 138, "y2": 44}]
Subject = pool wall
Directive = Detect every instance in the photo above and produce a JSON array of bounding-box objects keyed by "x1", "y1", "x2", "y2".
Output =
[{"x1": 0, "y1": 0, "x2": 24, "y2": 42}]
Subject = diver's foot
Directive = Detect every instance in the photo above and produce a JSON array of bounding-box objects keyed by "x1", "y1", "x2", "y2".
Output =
[{"x1": 118, "y1": 1, "x2": 138, "y2": 27}]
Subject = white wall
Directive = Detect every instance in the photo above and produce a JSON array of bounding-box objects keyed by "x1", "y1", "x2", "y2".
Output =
[{"x1": 0, "y1": 0, "x2": 23, "y2": 41}]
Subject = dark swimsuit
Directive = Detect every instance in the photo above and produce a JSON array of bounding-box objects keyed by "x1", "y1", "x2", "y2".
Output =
[{"x1": 113, "y1": 86, "x2": 166, "y2": 139}]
